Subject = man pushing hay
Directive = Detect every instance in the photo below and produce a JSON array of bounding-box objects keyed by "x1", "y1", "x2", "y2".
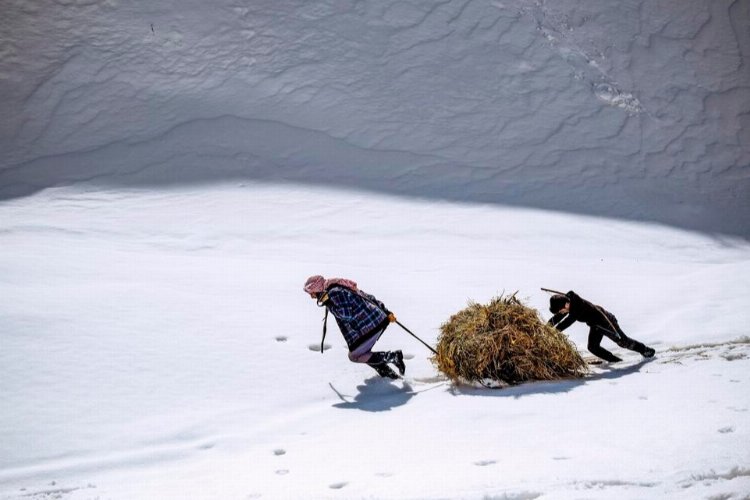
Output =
[
  {"x1": 434, "y1": 294, "x2": 587, "y2": 386},
  {"x1": 547, "y1": 290, "x2": 655, "y2": 362}
]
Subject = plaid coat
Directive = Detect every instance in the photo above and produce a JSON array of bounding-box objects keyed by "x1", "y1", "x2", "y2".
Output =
[{"x1": 323, "y1": 285, "x2": 390, "y2": 351}]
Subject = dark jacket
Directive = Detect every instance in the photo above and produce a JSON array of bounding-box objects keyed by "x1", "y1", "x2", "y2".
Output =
[
  {"x1": 549, "y1": 291, "x2": 617, "y2": 332},
  {"x1": 321, "y1": 286, "x2": 390, "y2": 351}
]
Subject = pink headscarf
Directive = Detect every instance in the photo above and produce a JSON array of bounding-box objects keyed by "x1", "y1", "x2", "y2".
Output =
[{"x1": 303, "y1": 275, "x2": 358, "y2": 294}]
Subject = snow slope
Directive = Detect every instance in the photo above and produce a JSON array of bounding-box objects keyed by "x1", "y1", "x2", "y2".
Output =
[
  {"x1": 1, "y1": 0, "x2": 749, "y2": 235},
  {"x1": 0, "y1": 184, "x2": 749, "y2": 499}
]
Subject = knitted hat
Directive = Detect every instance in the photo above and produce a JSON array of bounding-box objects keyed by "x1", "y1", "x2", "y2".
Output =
[
  {"x1": 303, "y1": 275, "x2": 326, "y2": 294},
  {"x1": 303, "y1": 275, "x2": 359, "y2": 295},
  {"x1": 549, "y1": 294, "x2": 569, "y2": 314}
]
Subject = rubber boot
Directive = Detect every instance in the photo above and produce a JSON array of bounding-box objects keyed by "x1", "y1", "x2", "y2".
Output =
[
  {"x1": 367, "y1": 352, "x2": 400, "y2": 379},
  {"x1": 384, "y1": 350, "x2": 406, "y2": 375},
  {"x1": 367, "y1": 361, "x2": 399, "y2": 379}
]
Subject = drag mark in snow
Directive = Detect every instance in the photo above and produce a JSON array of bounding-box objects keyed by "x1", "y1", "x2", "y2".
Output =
[
  {"x1": 721, "y1": 352, "x2": 747, "y2": 361},
  {"x1": 18, "y1": 483, "x2": 97, "y2": 499},
  {"x1": 680, "y1": 466, "x2": 750, "y2": 489},
  {"x1": 660, "y1": 337, "x2": 750, "y2": 365},
  {"x1": 577, "y1": 479, "x2": 658, "y2": 489},
  {"x1": 329, "y1": 481, "x2": 348, "y2": 489}
]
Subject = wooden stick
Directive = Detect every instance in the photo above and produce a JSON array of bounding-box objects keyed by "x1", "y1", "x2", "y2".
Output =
[{"x1": 541, "y1": 287, "x2": 566, "y2": 295}]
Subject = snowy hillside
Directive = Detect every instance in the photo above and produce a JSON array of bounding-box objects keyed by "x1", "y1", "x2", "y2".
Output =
[
  {"x1": 1, "y1": 0, "x2": 748, "y2": 235},
  {"x1": 1, "y1": 0, "x2": 749, "y2": 499}
]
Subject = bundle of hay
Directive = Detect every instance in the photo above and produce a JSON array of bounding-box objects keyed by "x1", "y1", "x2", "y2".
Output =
[{"x1": 434, "y1": 294, "x2": 587, "y2": 386}]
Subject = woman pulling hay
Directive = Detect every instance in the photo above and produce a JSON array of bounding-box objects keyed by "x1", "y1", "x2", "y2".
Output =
[{"x1": 303, "y1": 275, "x2": 405, "y2": 379}]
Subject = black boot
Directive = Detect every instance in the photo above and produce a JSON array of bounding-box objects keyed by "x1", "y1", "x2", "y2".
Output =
[
  {"x1": 384, "y1": 350, "x2": 406, "y2": 376},
  {"x1": 588, "y1": 344, "x2": 622, "y2": 363},
  {"x1": 367, "y1": 351, "x2": 401, "y2": 379},
  {"x1": 367, "y1": 361, "x2": 399, "y2": 379},
  {"x1": 642, "y1": 346, "x2": 655, "y2": 358}
]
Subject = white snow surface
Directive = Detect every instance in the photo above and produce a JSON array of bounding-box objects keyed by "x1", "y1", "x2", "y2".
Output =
[
  {"x1": 1, "y1": 0, "x2": 749, "y2": 235},
  {"x1": 2, "y1": 0, "x2": 750, "y2": 498},
  {"x1": 1, "y1": 183, "x2": 749, "y2": 499}
]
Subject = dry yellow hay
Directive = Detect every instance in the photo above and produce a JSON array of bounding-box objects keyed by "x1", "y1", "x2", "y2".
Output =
[{"x1": 433, "y1": 294, "x2": 588, "y2": 386}]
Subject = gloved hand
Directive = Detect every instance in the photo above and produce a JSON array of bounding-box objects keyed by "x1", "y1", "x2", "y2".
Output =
[{"x1": 388, "y1": 312, "x2": 397, "y2": 323}]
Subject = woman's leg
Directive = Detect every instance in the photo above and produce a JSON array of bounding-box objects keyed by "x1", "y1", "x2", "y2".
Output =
[
  {"x1": 348, "y1": 329, "x2": 386, "y2": 363},
  {"x1": 348, "y1": 329, "x2": 405, "y2": 377}
]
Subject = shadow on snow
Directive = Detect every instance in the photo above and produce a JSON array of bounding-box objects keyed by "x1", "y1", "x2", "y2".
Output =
[
  {"x1": 329, "y1": 378, "x2": 417, "y2": 412},
  {"x1": 449, "y1": 358, "x2": 655, "y2": 399},
  {"x1": 327, "y1": 358, "x2": 654, "y2": 409}
]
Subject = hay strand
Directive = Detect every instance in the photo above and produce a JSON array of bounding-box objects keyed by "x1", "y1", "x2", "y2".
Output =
[{"x1": 433, "y1": 294, "x2": 588, "y2": 385}]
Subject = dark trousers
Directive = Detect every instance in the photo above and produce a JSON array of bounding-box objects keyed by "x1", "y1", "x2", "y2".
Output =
[{"x1": 588, "y1": 316, "x2": 648, "y2": 362}]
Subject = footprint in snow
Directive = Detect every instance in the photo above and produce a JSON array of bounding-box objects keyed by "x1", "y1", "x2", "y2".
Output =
[
  {"x1": 375, "y1": 472, "x2": 393, "y2": 477},
  {"x1": 275, "y1": 469, "x2": 289, "y2": 475},
  {"x1": 474, "y1": 459, "x2": 496, "y2": 466},
  {"x1": 718, "y1": 426, "x2": 735, "y2": 434},
  {"x1": 403, "y1": 353, "x2": 415, "y2": 360},
  {"x1": 329, "y1": 482, "x2": 348, "y2": 489},
  {"x1": 273, "y1": 449, "x2": 286, "y2": 456},
  {"x1": 275, "y1": 336, "x2": 287, "y2": 342},
  {"x1": 309, "y1": 343, "x2": 332, "y2": 352}
]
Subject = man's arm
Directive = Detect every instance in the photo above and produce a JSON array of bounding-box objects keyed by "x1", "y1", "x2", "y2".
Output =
[
  {"x1": 550, "y1": 313, "x2": 575, "y2": 332},
  {"x1": 548, "y1": 312, "x2": 565, "y2": 326}
]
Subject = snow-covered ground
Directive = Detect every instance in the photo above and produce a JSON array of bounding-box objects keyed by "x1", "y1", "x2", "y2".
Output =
[
  {"x1": 1, "y1": 184, "x2": 748, "y2": 499},
  {"x1": 2, "y1": 0, "x2": 749, "y2": 498}
]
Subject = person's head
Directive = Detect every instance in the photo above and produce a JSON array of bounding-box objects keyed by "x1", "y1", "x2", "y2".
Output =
[
  {"x1": 549, "y1": 294, "x2": 570, "y2": 314},
  {"x1": 303, "y1": 275, "x2": 326, "y2": 299}
]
